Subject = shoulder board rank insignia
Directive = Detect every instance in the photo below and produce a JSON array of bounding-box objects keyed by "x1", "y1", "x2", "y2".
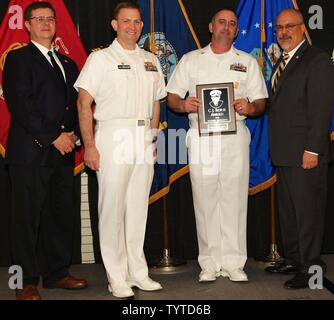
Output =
[
  {"x1": 118, "y1": 62, "x2": 131, "y2": 69},
  {"x1": 230, "y1": 62, "x2": 247, "y2": 72},
  {"x1": 144, "y1": 61, "x2": 158, "y2": 72}
]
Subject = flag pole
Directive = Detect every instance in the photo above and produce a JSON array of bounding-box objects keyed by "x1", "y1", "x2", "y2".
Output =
[
  {"x1": 149, "y1": 195, "x2": 187, "y2": 273},
  {"x1": 147, "y1": 0, "x2": 186, "y2": 273},
  {"x1": 257, "y1": 0, "x2": 283, "y2": 266},
  {"x1": 265, "y1": 183, "x2": 284, "y2": 265}
]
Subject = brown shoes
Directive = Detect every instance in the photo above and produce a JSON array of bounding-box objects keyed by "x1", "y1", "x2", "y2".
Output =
[
  {"x1": 43, "y1": 275, "x2": 88, "y2": 290},
  {"x1": 15, "y1": 275, "x2": 87, "y2": 299},
  {"x1": 16, "y1": 285, "x2": 42, "y2": 300}
]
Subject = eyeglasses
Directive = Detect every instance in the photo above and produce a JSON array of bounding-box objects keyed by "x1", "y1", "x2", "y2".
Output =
[
  {"x1": 29, "y1": 16, "x2": 56, "y2": 23},
  {"x1": 276, "y1": 23, "x2": 302, "y2": 32}
]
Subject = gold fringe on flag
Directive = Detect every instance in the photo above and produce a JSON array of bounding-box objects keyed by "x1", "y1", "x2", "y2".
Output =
[
  {"x1": 150, "y1": 0, "x2": 157, "y2": 54},
  {"x1": 292, "y1": 0, "x2": 312, "y2": 45},
  {"x1": 259, "y1": 0, "x2": 265, "y2": 68}
]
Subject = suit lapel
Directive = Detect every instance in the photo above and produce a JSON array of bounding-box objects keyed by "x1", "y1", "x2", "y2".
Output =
[
  {"x1": 55, "y1": 52, "x2": 71, "y2": 97},
  {"x1": 271, "y1": 41, "x2": 309, "y2": 98},
  {"x1": 28, "y1": 42, "x2": 67, "y2": 92},
  {"x1": 55, "y1": 52, "x2": 69, "y2": 83},
  {"x1": 28, "y1": 42, "x2": 59, "y2": 83}
]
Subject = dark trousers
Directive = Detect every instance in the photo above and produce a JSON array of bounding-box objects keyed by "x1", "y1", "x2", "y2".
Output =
[
  {"x1": 276, "y1": 161, "x2": 327, "y2": 272},
  {"x1": 9, "y1": 164, "x2": 75, "y2": 286}
]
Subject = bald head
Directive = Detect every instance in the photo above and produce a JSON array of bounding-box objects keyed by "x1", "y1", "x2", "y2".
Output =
[{"x1": 277, "y1": 8, "x2": 304, "y2": 24}]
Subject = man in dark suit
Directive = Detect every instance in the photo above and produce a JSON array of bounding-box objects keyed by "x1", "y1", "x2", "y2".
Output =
[
  {"x1": 2, "y1": 1, "x2": 87, "y2": 300},
  {"x1": 265, "y1": 8, "x2": 334, "y2": 289}
]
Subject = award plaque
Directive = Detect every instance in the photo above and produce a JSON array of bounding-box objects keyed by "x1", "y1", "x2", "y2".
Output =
[{"x1": 196, "y1": 82, "x2": 236, "y2": 135}]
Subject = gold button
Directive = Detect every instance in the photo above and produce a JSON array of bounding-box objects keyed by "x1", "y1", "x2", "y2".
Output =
[
  {"x1": 61, "y1": 125, "x2": 65, "y2": 129},
  {"x1": 65, "y1": 107, "x2": 69, "y2": 111}
]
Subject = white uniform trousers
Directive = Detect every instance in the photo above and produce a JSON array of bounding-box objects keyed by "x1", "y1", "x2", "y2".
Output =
[
  {"x1": 95, "y1": 119, "x2": 154, "y2": 287},
  {"x1": 187, "y1": 121, "x2": 250, "y2": 273}
]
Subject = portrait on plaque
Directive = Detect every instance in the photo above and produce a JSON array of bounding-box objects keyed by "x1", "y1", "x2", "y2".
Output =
[{"x1": 196, "y1": 82, "x2": 236, "y2": 135}]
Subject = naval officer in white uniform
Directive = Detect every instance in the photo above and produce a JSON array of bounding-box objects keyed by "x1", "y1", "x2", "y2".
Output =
[
  {"x1": 75, "y1": 1, "x2": 166, "y2": 298},
  {"x1": 167, "y1": 8, "x2": 268, "y2": 283}
]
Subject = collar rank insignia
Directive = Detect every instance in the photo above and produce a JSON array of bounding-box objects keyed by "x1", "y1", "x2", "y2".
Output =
[
  {"x1": 144, "y1": 61, "x2": 158, "y2": 72},
  {"x1": 118, "y1": 62, "x2": 131, "y2": 69},
  {"x1": 230, "y1": 62, "x2": 247, "y2": 73}
]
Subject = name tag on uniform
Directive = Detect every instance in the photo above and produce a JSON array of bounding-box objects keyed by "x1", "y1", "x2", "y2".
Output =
[
  {"x1": 118, "y1": 64, "x2": 131, "y2": 70},
  {"x1": 230, "y1": 63, "x2": 247, "y2": 73},
  {"x1": 144, "y1": 61, "x2": 158, "y2": 72}
]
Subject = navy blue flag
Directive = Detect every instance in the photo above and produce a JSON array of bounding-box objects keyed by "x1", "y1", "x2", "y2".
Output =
[
  {"x1": 137, "y1": 0, "x2": 200, "y2": 203},
  {"x1": 235, "y1": 0, "x2": 301, "y2": 194}
]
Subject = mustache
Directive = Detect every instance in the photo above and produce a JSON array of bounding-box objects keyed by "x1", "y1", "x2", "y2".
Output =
[{"x1": 279, "y1": 35, "x2": 292, "y2": 41}]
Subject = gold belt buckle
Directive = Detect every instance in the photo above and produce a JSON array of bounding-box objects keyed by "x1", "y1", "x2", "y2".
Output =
[{"x1": 137, "y1": 120, "x2": 145, "y2": 126}]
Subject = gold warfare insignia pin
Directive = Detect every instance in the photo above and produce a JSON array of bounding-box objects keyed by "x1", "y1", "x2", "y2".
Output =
[
  {"x1": 230, "y1": 62, "x2": 247, "y2": 73},
  {"x1": 144, "y1": 61, "x2": 158, "y2": 72}
]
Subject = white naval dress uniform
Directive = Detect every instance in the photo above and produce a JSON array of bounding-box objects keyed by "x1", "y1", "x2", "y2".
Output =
[
  {"x1": 167, "y1": 44, "x2": 268, "y2": 273},
  {"x1": 74, "y1": 39, "x2": 166, "y2": 288}
]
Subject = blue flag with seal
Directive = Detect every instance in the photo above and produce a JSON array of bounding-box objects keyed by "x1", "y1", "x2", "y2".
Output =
[
  {"x1": 235, "y1": 0, "x2": 306, "y2": 194},
  {"x1": 136, "y1": 0, "x2": 200, "y2": 203}
]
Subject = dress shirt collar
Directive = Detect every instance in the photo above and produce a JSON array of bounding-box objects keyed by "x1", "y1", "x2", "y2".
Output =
[
  {"x1": 31, "y1": 40, "x2": 55, "y2": 57},
  {"x1": 202, "y1": 43, "x2": 239, "y2": 57},
  {"x1": 112, "y1": 38, "x2": 140, "y2": 55},
  {"x1": 283, "y1": 39, "x2": 305, "y2": 64}
]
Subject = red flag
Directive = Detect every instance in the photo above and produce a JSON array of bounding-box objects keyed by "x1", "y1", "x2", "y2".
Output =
[{"x1": 0, "y1": 0, "x2": 87, "y2": 175}]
